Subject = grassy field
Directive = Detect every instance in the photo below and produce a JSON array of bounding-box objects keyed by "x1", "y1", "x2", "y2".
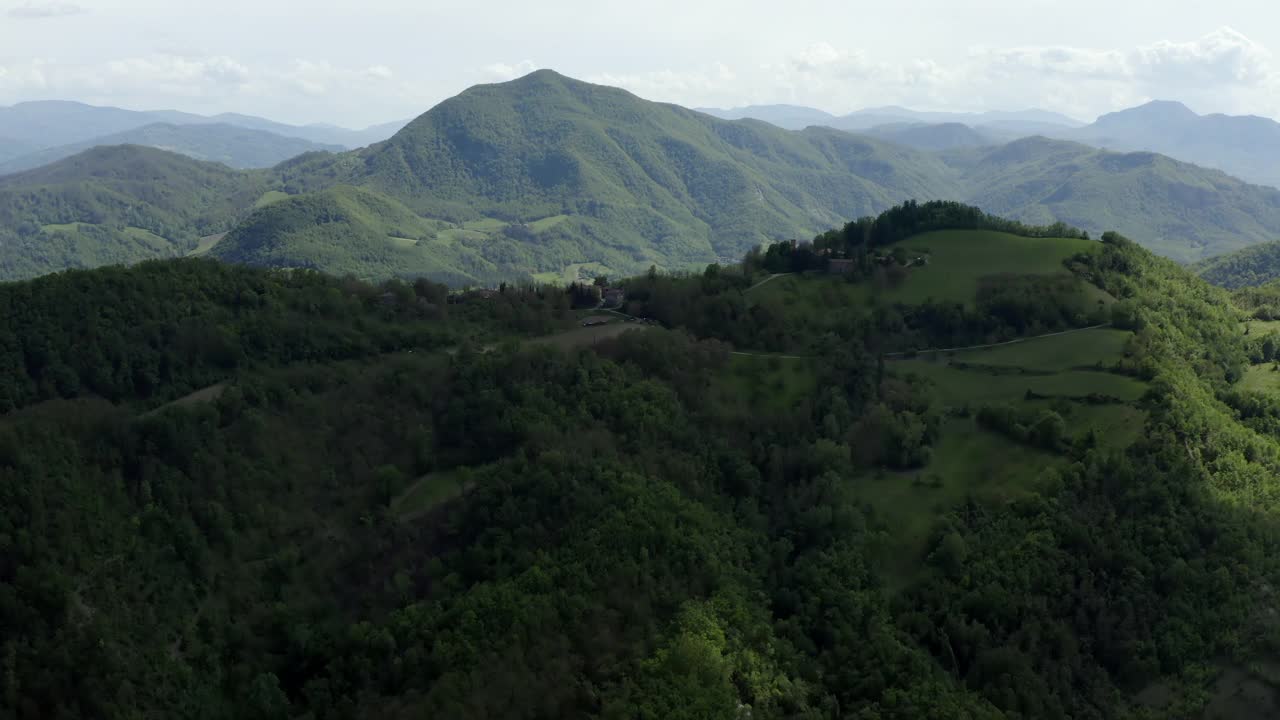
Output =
[
  {"x1": 896, "y1": 359, "x2": 1146, "y2": 405},
  {"x1": 533, "y1": 261, "x2": 617, "y2": 286},
  {"x1": 855, "y1": 419, "x2": 1056, "y2": 588},
  {"x1": 461, "y1": 217, "x2": 508, "y2": 233},
  {"x1": 189, "y1": 233, "x2": 227, "y2": 256},
  {"x1": 391, "y1": 472, "x2": 464, "y2": 521},
  {"x1": 526, "y1": 320, "x2": 645, "y2": 350},
  {"x1": 880, "y1": 230, "x2": 1101, "y2": 306},
  {"x1": 253, "y1": 190, "x2": 290, "y2": 209},
  {"x1": 386, "y1": 236, "x2": 418, "y2": 248},
  {"x1": 711, "y1": 355, "x2": 818, "y2": 417},
  {"x1": 1243, "y1": 364, "x2": 1280, "y2": 395},
  {"x1": 1245, "y1": 320, "x2": 1280, "y2": 336},
  {"x1": 529, "y1": 214, "x2": 570, "y2": 232},
  {"x1": 936, "y1": 327, "x2": 1132, "y2": 372}
]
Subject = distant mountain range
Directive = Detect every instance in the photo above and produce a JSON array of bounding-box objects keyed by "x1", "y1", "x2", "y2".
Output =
[
  {"x1": 3, "y1": 71, "x2": 1280, "y2": 284},
  {"x1": 0, "y1": 100, "x2": 408, "y2": 175},
  {"x1": 698, "y1": 104, "x2": 1084, "y2": 136},
  {"x1": 1062, "y1": 100, "x2": 1280, "y2": 188},
  {"x1": 0, "y1": 123, "x2": 344, "y2": 174},
  {"x1": 0, "y1": 100, "x2": 408, "y2": 153},
  {"x1": 702, "y1": 99, "x2": 1280, "y2": 190}
]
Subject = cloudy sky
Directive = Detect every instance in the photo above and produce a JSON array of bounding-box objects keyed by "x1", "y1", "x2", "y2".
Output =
[{"x1": 1, "y1": 0, "x2": 1277, "y2": 128}]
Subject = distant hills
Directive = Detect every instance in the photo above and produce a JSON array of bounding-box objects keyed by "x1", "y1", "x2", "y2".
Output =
[
  {"x1": 698, "y1": 104, "x2": 1083, "y2": 135},
  {"x1": 0, "y1": 100, "x2": 406, "y2": 175},
  {"x1": 0, "y1": 100, "x2": 408, "y2": 151},
  {"x1": 4, "y1": 71, "x2": 1280, "y2": 282},
  {"x1": 1194, "y1": 242, "x2": 1280, "y2": 288},
  {"x1": 0, "y1": 123, "x2": 343, "y2": 174},
  {"x1": 1063, "y1": 100, "x2": 1280, "y2": 188},
  {"x1": 705, "y1": 98, "x2": 1280, "y2": 191},
  {"x1": 0, "y1": 145, "x2": 268, "y2": 279}
]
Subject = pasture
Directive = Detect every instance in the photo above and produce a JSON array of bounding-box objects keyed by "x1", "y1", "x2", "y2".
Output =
[{"x1": 879, "y1": 229, "x2": 1102, "y2": 306}]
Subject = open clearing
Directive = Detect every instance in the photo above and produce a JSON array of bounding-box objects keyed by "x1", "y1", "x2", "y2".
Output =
[
  {"x1": 856, "y1": 419, "x2": 1055, "y2": 589},
  {"x1": 1243, "y1": 364, "x2": 1280, "y2": 395},
  {"x1": 896, "y1": 360, "x2": 1146, "y2": 406},
  {"x1": 526, "y1": 320, "x2": 645, "y2": 350},
  {"x1": 253, "y1": 190, "x2": 290, "y2": 209},
  {"x1": 142, "y1": 383, "x2": 229, "y2": 418},
  {"x1": 880, "y1": 230, "x2": 1101, "y2": 306},
  {"x1": 927, "y1": 326, "x2": 1132, "y2": 372},
  {"x1": 711, "y1": 355, "x2": 817, "y2": 416},
  {"x1": 189, "y1": 233, "x2": 227, "y2": 256},
  {"x1": 391, "y1": 472, "x2": 465, "y2": 521}
]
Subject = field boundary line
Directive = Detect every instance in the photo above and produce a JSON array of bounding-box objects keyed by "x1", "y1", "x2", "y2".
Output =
[{"x1": 883, "y1": 323, "x2": 1114, "y2": 358}]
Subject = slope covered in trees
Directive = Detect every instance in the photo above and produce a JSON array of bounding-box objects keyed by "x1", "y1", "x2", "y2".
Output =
[
  {"x1": 1194, "y1": 241, "x2": 1280, "y2": 288},
  {"x1": 4, "y1": 203, "x2": 1280, "y2": 718},
  {"x1": 0, "y1": 146, "x2": 269, "y2": 279}
]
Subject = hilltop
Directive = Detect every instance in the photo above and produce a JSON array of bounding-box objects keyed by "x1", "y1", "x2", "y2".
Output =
[{"x1": 0, "y1": 145, "x2": 268, "y2": 279}]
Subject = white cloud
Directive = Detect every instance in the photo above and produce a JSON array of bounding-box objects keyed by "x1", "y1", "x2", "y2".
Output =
[
  {"x1": 7, "y1": 1, "x2": 83, "y2": 19},
  {"x1": 577, "y1": 28, "x2": 1280, "y2": 123},
  {"x1": 484, "y1": 60, "x2": 537, "y2": 81}
]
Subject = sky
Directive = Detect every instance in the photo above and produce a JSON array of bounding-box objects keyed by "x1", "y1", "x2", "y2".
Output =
[{"x1": 1, "y1": 0, "x2": 1278, "y2": 128}]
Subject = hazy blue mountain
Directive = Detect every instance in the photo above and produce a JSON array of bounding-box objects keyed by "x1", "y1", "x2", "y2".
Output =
[
  {"x1": 0, "y1": 100, "x2": 406, "y2": 152},
  {"x1": 205, "y1": 113, "x2": 409, "y2": 148},
  {"x1": 944, "y1": 136, "x2": 1280, "y2": 262},
  {"x1": 695, "y1": 104, "x2": 839, "y2": 129},
  {"x1": 0, "y1": 123, "x2": 342, "y2": 175},
  {"x1": 0, "y1": 136, "x2": 34, "y2": 163},
  {"x1": 1065, "y1": 100, "x2": 1280, "y2": 188},
  {"x1": 860, "y1": 122, "x2": 1002, "y2": 151},
  {"x1": 836, "y1": 107, "x2": 1084, "y2": 135},
  {"x1": 698, "y1": 103, "x2": 1083, "y2": 135}
]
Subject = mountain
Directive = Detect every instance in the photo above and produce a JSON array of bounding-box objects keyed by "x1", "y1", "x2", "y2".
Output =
[
  {"x1": 945, "y1": 136, "x2": 1280, "y2": 262},
  {"x1": 4, "y1": 71, "x2": 1280, "y2": 282},
  {"x1": 860, "y1": 122, "x2": 1001, "y2": 151},
  {"x1": 0, "y1": 123, "x2": 343, "y2": 175},
  {"x1": 1193, "y1": 241, "x2": 1280, "y2": 288},
  {"x1": 695, "y1": 104, "x2": 839, "y2": 129},
  {"x1": 696, "y1": 103, "x2": 1083, "y2": 135},
  {"x1": 241, "y1": 69, "x2": 960, "y2": 281},
  {"x1": 0, "y1": 145, "x2": 268, "y2": 279},
  {"x1": 0, "y1": 100, "x2": 405, "y2": 152},
  {"x1": 1066, "y1": 100, "x2": 1280, "y2": 188},
  {"x1": 202, "y1": 112, "x2": 409, "y2": 148},
  {"x1": 839, "y1": 105, "x2": 1084, "y2": 134}
]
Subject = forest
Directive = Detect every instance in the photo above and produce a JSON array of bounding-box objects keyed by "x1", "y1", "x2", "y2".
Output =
[{"x1": 3, "y1": 202, "x2": 1280, "y2": 719}]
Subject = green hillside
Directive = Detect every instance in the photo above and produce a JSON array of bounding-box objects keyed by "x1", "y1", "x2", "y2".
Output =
[
  {"x1": 210, "y1": 185, "x2": 504, "y2": 286},
  {"x1": 0, "y1": 145, "x2": 268, "y2": 279},
  {"x1": 1194, "y1": 241, "x2": 1280, "y2": 288},
  {"x1": 6, "y1": 204, "x2": 1280, "y2": 718},
  {"x1": 258, "y1": 73, "x2": 1280, "y2": 278},
  {"x1": 949, "y1": 137, "x2": 1280, "y2": 262}
]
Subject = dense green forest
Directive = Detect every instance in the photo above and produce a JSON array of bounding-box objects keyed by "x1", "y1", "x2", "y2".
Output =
[
  {"x1": 6, "y1": 72, "x2": 1280, "y2": 284},
  {"x1": 4, "y1": 202, "x2": 1280, "y2": 719},
  {"x1": 1195, "y1": 241, "x2": 1280, "y2": 289}
]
